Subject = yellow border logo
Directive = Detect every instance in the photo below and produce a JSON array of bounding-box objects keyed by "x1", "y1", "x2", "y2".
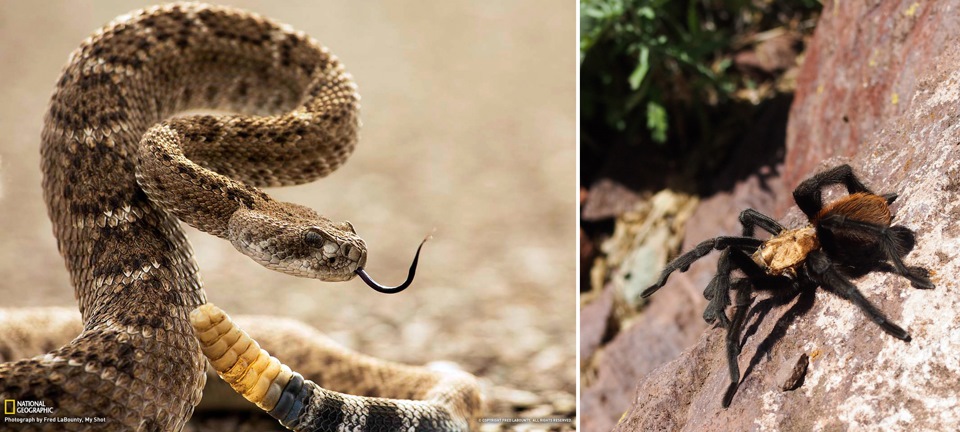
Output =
[{"x1": 3, "y1": 399, "x2": 13, "y2": 415}]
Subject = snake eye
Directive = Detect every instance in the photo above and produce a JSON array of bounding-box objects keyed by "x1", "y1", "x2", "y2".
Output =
[{"x1": 302, "y1": 227, "x2": 329, "y2": 248}]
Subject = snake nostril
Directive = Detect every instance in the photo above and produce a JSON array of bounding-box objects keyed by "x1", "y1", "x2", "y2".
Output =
[
  {"x1": 327, "y1": 257, "x2": 336, "y2": 264},
  {"x1": 347, "y1": 245, "x2": 362, "y2": 261}
]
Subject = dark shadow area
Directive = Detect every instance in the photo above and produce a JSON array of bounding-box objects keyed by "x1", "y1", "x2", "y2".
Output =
[
  {"x1": 739, "y1": 287, "x2": 817, "y2": 385},
  {"x1": 739, "y1": 279, "x2": 809, "y2": 350},
  {"x1": 580, "y1": 94, "x2": 794, "y2": 294},
  {"x1": 581, "y1": 93, "x2": 793, "y2": 198},
  {"x1": 701, "y1": 94, "x2": 791, "y2": 196},
  {"x1": 579, "y1": 218, "x2": 614, "y2": 292}
]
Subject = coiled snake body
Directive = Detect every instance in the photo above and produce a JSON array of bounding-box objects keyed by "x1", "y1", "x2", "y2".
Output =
[{"x1": 0, "y1": 3, "x2": 479, "y2": 431}]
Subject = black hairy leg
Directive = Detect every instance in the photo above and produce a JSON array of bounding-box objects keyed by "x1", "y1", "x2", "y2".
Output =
[
  {"x1": 641, "y1": 236, "x2": 763, "y2": 298},
  {"x1": 719, "y1": 249, "x2": 795, "y2": 407},
  {"x1": 818, "y1": 215, "x2": 934, "y2": 289},
  {"x1": 702, "y1": 209, "x2": 786, "y2": 327},
  {"x1": 793, "y1": 164, "x2": 877, "y2": 219},
  {"x1": 722, "y1": 277, "x2": 753, "y2": 408},
  {"x1": 874, "y1": 262, "x2": 934, "y2": 290},
  {"x1": 805, "y1": 250, "x2": 911, "y2": 341},
  {"x1": 702, "y1": 251, "x2": 734, "y2": 328},
  {"x1": 738, "y1": 208, "x2": 784, "y2": 237}
]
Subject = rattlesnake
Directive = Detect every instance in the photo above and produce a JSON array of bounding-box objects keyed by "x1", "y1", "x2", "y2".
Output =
[{"x1": 0, "y1": 3, "x2": 480, "y2": 431}]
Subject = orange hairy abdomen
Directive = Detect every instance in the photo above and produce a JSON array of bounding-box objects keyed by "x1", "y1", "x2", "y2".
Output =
[{"x1": 815, "y1": 192, "x2": 892, "y2": 225}]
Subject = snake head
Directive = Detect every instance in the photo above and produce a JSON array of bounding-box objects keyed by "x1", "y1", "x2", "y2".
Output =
[{"x1": 228, "y1": 204, "x2": 367, "y2": 281}]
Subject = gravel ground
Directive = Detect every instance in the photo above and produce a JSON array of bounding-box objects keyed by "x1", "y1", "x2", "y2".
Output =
[{"x1": 0, "y1": 1, "x2": 575, "y2": 429}]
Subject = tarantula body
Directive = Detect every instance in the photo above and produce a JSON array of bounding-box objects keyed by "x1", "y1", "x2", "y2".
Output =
[
  {"x1": 641, "y1": 165, "x2": 933, "y2": 408},
  {"x1": 751, "y1": 225, "x2": 818, "y2": 277},
  {"x1": 754, "y1": 192, "x2": 895, "y2": 276}
]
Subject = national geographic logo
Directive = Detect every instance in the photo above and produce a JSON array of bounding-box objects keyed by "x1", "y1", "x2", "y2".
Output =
[
  {"x1": 4, "y1": 399, "x2": 54, "y2": 415},
  {"x1": 3, "y1": 399, "x2": 105, "y2": 426},
  {"x1": 3, "y1": 399, "x2": 106, "y2": 425}
]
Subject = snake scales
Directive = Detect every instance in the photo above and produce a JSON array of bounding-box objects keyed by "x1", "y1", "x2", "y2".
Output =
[{"x1": 0, "y1": 3, "x2": 480, "y2": 431}]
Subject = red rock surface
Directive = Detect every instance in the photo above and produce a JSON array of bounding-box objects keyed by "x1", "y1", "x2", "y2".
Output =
[
  {"x1": 581, "y1": 282, "x2": 704, "y2": 432},
  {"x1": 579, "y1": 283, "x2": 614, "y2": 369},
  {"x1": 782, "y1": 1, "x2": 952, "y2": 208},
  {"x1": 615, "y1": 2, "x2": 960, "y2": 430}
]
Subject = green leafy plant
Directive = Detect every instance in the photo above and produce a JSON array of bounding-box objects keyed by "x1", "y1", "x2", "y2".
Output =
[{"x1": 581, "y1": 0, "x2": 820, "y2": 152}]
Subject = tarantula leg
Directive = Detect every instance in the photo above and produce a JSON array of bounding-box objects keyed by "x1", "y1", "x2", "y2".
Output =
[
  {"x1": 738, "y1": 209, "x2": 784, "y2": 237},
  {"x1": 700, "y1": 209, "x2": 784, "y2": 327},
  {"x1": 806, "y1": 250, "x2": 911, "y2": 341},
  {"x1": 721, "y1": 278, "x2": 754, "y2": 408},
  {"x1": 876, "y1": 262, "x2": 934, "y2": 290},
  {"x1": 820, "y1": 216, "x2": 934, "y2": 289},
  {"x1": 793, "y1": 164, "x2": 876, "y2": 220},
  {"x1": 712, "y1": 250, "x2": 798, "y2": 408},
  {"x1": 642, "y1": 236, "x2": 763, "y2": 298},
  {"x1": 702, "y1": 251, "x2": 733, "y2": 328},
  {"x1": 709, "y1": 253, "x2": 792, "y2": 330},
  {"x1": 882, "y1": 193, "x2": 898, "y2": 204},
  {"x1": 887, "y1": 225, "x2": 916, "y2": 255}
]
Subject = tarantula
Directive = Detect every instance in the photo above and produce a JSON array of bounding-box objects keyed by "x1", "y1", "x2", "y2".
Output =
[{"x1": 641, "y1": 164, "x2": 934, "y2": 407}]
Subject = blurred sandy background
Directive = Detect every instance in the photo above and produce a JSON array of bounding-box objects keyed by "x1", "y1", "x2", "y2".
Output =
[{"x1": 0, "y1": 0, "x2": 575, "y2": 428}]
